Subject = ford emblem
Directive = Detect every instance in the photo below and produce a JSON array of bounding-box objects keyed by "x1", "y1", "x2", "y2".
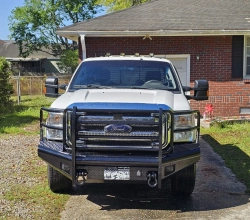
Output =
[{"x1": 104, "y1": 124, "x2": 132, "y2": 133}]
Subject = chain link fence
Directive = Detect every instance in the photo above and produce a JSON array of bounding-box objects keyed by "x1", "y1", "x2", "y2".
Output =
[{"x1": 10, "y1": 75, "x2": 72, "y2": 96}]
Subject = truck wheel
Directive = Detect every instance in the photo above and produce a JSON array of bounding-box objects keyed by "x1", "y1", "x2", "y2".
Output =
[
  {"x1": 170, "y1": 164, "x2": 196, "y2": 196},
  {"x1": 47, "y1": 165, "x2": 72, "y2": 193}
]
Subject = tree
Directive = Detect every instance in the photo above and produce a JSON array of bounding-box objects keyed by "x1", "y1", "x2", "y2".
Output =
[
  {"x1": 97, "y1": 0, "x2": 150, "y2": 12},
  {"x1": 0, "y1": 57, "x2": 13, "y2": 108},
  {"x1": 9, "y1": 0, "x2": 101, "y2": 58},
  {"x1": 57, "y1": 49, "x2": 79, "y2": 73}
]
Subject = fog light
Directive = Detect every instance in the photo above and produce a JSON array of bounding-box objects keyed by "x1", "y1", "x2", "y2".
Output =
[{"x1": 60, "y1": 162, "x2": 70, "y2": 174}]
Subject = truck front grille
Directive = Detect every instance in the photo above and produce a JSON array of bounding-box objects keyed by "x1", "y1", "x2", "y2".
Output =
[{"x1": 66, "y1": 110, "x2": 169, "y2": 152}]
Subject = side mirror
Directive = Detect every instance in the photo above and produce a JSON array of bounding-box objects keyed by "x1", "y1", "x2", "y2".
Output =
[
  {"x1": 45, "y1": 76, "x2": 59, "y2": 97},
  {"x1": 182, "y1": 86, "x2": 191, "y2": 92},
  {"x1": 193, "y1": 79, "x2": 209, "y2": 100},
  {"x1": 185, "y1": 79, "x2": 209, "y2": 100},
  {"x1": 59, "y1": 84, "x2": 68, "y2": 90}
]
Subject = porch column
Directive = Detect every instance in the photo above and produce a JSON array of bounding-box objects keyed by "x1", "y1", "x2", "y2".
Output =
[{"x1": 80, "y1": 34, "x2": 86, "y2": 60}]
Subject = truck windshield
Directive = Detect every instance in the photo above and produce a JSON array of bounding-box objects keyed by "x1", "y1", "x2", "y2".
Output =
[{"x1": 69, "y1": 60, "x2": 180, "y2": 91}]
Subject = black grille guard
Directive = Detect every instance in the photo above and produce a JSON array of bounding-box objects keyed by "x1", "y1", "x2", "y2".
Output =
[{"x1": 39, "y1": 106, "x2": 200, "y2": 188}]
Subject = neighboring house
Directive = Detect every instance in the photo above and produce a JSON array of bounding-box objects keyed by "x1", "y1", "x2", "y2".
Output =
[
  {"x1": 56, "y1": 0, "x2": 250, "y2": 117},
  {"x1": 0, "y1": 40, "x2": 61, "y2": 75}
]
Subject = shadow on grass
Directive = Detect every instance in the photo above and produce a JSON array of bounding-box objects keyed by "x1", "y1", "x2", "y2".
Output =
[
  {"x1": 0, "y1": 110, "x2": 39, "y2": 133},
  {"x1": 0, "y1": 103, "x2": 29, "y2": 115},
  {"x1": 202, "y1": 134, "x2": 250, "y2": 192}
]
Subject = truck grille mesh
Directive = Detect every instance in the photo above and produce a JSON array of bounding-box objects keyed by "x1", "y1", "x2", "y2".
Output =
[{"x1": 66, "y1": 111, "x2": 166, "y2": 152}]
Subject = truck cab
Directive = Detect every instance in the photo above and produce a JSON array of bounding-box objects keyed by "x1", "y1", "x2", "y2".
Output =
[{"x1": 38, "y1": 56, "x2": 208, "y2": 195}]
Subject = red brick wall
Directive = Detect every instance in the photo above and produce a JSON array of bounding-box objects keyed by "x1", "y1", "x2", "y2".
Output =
[{"x1": 78, "y1": 36, "x2": 250, "y2": 117}]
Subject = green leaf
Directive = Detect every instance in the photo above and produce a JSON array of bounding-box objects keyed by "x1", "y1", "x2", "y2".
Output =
[
  {"x1": 0, "y1": 57, "x2": 13, "y2": 107},
  {"x1": 97, "y1": 0, "x2": 149, "y2": 12},
  {"x1": 8, "y1": 0, "x2": 101, "y2": 57}
]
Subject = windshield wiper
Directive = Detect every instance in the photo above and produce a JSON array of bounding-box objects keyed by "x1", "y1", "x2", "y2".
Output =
[{"x1": 73, "y1": 84, "x2": 113, "y2": 89}]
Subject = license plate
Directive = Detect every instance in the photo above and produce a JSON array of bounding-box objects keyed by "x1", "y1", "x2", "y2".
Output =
[{"x1": 104, "y1": 167, "x2": 130, "y2": 180}]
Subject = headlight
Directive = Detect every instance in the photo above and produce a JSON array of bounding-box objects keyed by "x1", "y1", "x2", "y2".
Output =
[
  {"x1": 46, "y1": 112, "x2": 63, "y2": 140},
  {"x1": 160, "y1": 114, "x2": 171, "y2": 148},
  {"x1": 174, "y1": 114, "x2": 197, "y2": 142},
  {"x1": 151, "y1": 113, "x2": 169, "y2": 148}
]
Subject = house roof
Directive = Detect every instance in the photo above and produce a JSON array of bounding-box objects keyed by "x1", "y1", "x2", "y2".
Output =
[
  {"x1": 0, "y1": 40, "x2": 59, "y2": 60},
  {"x1": 57, "y1": 0, "x2": 250, "y2": 41},
  {"x1": 0, "y1": 40, "x2": 5, "y2": 46}
]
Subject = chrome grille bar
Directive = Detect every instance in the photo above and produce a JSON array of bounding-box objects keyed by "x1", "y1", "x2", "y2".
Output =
[{"x1": 78, "y1": 130, "x2": 159, "y2": 137}]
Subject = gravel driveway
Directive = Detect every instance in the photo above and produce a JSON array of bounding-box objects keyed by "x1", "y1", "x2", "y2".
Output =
[
  {"x1": 1, "y1": 135, "x2": 249, "y2": 219},
  {"x1": 0, "y1": 135, "x2": 46, "y2": 219}
]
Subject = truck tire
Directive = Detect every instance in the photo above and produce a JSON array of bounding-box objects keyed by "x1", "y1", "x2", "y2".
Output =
[
  {"x1": 47, "y1": 165, "x2": 72, "y2": 193},
  {"x1": 170, "y1": 164, "x2": 196, "y2": 196}
]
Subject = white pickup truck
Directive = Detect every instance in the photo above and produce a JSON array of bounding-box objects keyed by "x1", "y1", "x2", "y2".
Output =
[{"x1": 38, "y1": 56, "x2": 208, "y2": 195}]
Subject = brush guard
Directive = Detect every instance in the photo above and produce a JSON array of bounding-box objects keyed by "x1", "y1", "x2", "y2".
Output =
[{"x1": 39, "y1": 106, "x2": 200, "y2": 189}]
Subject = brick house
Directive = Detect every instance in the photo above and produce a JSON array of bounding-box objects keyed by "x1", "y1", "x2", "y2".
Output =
[{"x1": 56, "y1": 0, "x2": 250, "y2": 117}]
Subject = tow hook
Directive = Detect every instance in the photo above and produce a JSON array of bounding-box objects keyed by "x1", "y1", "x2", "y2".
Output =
[
  {"x1": 76, "y1": 170, "x2": 88, "y2": 185},
  {"x1": 147, "y1": 172, "x2": 158, "y2": 188}
]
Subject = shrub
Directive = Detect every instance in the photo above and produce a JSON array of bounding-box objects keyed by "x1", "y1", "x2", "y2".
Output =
[
  {"x1": 57, "y1": 49, "x2": 79, "y2": 73},
  {"x1": 0, "y1": 57, "x2": 14, "y2": 109}
]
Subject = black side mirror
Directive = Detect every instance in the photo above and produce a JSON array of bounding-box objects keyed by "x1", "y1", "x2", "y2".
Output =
[
  {"x1": 45, "y1": 76, "x2": 59, "y2": 97},
  {"x1": 185, "y1": 79, "x2": 209, "y2": 100},
  {"x1": 59, "y1": 84, "x2": 68, "y2": 90},
  {"x1": 182, "y1": 86, "x2": 191, "y2": 92},
  {"x1": 193, "y1": 79, "x2": 209, "y2": 100}
]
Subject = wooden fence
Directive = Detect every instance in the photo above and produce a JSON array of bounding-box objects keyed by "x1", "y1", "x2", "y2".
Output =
[{"x1": 10, "y1": 75, "x2": 72, "y2": 96}]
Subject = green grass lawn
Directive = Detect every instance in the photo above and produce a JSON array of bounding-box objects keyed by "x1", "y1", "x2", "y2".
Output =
[
  {"x1": 201, "y1": 122, "x2": 250, "y2": 193},
  {"x1": 0, "y1": 95, "x2": 55, "y2": 134}
]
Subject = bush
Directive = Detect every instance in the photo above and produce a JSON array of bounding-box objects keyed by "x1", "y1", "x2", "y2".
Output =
[
  {"x1": 57, "y1": 49, "x2": 79, "y2": 73},
  {"x1": 0, "y1": 57, "x2": 14, "y2": 109}
]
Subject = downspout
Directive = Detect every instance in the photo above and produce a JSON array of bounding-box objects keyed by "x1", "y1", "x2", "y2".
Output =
[{"x1": 80, "y1": 34, "x2": 86, "y2": 60}]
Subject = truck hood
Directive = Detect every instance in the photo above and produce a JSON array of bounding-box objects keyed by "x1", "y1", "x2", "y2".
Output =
[{"x1": 51, "y1": 89, "x2": 190, "y2": 111}]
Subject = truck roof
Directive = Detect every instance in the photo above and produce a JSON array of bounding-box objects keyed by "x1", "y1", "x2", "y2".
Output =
[{"x1": 82, "y1": 56, "x2": 172, "y2": 63}]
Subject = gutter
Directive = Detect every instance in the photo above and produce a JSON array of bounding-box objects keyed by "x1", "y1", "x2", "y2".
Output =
[{"x1": 56, "y1": 30, "x2": 250, "y2": 41}]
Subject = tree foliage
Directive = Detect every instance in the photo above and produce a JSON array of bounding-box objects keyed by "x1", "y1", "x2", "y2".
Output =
[
  {"x1": 97, "y1": 0, "x2": 150, "y2": 12},
  {"x1": 9, "y1": 0, "x2": 101, "y2": 57},
  {"x1": 0, "y1": 57, "x2": 13, "y2": 108},
  {"x1": 57, "y1": 49, "x2": 79, "y2": 73}
]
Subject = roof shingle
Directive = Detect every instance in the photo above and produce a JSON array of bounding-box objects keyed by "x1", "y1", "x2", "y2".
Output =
[{"x1": 57, "y1": 0, "x2": 250, "y2": 32}]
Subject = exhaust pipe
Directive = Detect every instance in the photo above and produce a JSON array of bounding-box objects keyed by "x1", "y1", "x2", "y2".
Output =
[{"x1": 147, "y1": 172, "x2": 158, "y2": 188}]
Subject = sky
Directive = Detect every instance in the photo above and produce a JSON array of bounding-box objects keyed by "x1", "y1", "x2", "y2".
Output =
[
  {"x1": 0, "y1": 0, "x2": 25, "y2": 40},
  {"x1": 0, "y1": 0, "x2": 106, "y2": 40}
]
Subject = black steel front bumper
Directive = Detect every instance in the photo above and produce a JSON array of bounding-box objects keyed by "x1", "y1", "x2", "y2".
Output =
[
  {"x1": 38, "y1": 140, "x2": 200, "y2": 188},
  {"x1": 39, "y1": 106, "x2": 201, "y2": 188}
]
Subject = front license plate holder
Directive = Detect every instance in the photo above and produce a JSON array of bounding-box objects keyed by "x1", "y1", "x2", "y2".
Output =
[{"x1": 104, "y1": 167, "x2": 130, "y2": 180}]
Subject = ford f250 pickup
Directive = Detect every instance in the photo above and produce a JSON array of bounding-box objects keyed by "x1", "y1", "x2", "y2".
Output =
[{"x1": 38, "y1": 56, "x2": 208, "y2": 195}]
